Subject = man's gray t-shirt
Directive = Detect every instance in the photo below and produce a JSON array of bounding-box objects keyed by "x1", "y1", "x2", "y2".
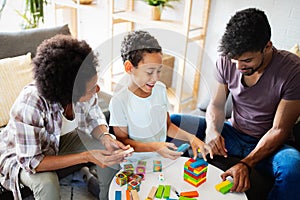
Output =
[{"x1": 215, "y1": 48, "x2": 300, "y2": 138}]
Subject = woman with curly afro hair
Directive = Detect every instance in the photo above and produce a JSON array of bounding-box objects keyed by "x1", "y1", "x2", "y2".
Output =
[{"x1": 0, "y1": 34, "x2": 131, "y2": 200}]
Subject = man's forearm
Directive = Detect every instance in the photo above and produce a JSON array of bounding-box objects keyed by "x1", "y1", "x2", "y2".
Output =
[
  {"x1": 206, "y1": 103, "x2": 226, "y2": 134},
  {"x1": 242, "y1": 127, "x2": 288, "y2": 168}
]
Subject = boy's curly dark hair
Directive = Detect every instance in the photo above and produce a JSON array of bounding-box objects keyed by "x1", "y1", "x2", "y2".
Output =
[
  {"x1": 121, "y1": 30, "x2": 162, "y2": 67},
  {"x1": 219, "y1": 8, "x2": 271, "y2": 59},
  {"x1": 33, "y1": 34, "x2": 98, "y2": 106}
]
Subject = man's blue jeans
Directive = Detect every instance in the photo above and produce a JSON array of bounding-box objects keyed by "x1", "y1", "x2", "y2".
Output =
[{"x1": 171, "y1": 114, "x2": 300, "y2": 200}]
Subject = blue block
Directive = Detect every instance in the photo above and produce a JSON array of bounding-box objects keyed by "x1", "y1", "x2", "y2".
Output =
[
  {"x1": 115, "y1": 190, "x2": 121, "y2": 200},
  {"x1": 177, "y1": 143, "x2": 190, "y2": 153},
  {"x1": 190, "y1": 158, "x2": 207, "y2": 168}
]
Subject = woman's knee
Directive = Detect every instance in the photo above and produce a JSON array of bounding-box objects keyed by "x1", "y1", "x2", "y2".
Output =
[{"x1": 29, "y1": 172, "x2": 60, "y2": 200}]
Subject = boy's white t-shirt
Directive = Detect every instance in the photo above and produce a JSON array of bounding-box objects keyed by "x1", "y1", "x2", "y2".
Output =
[{"x1": 109, "y1": 81, "x2": 169, "y2": 143}]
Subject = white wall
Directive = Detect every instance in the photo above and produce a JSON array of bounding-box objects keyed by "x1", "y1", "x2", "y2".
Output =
[
  {"x1": 121, "y1": 0, "x2": 300, "y2": 107},
  {"x1": 1, "y1": 0, "x2": 299, "y2": 108},
  {"x1": 198, "y1": 0, "x2": 300, "y2": 107}
]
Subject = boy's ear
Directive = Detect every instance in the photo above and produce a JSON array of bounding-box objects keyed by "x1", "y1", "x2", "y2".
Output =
[{"x1": 124, "y1": 60, "x2": 134, "y2": 73}]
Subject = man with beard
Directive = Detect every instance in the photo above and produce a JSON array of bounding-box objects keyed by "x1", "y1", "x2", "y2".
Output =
[{"x1": 171, "y1": 8, "x2": 300, "y2": 200}]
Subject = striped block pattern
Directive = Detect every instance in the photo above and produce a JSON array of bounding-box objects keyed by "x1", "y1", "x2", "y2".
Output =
[{"x1": 183, "y1": 158, "x2": 208, "y2": 187}]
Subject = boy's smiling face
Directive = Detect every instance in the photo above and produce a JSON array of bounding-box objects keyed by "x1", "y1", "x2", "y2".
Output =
[{"x1": 126, "y1": 52, "x2": 163, "y2": 97}]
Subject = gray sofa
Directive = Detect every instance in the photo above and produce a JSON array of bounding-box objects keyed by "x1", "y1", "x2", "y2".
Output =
[{"x1": 0, "y1": 24, "x2": 111, "y2": 199}]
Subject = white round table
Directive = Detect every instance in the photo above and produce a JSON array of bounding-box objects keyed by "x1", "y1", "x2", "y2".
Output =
[{"x1": 109, "y1": 153, "x2": 247, "y2": 200}]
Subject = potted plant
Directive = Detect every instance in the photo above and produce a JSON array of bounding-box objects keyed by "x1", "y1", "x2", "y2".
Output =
[
  {"x1": 142, "y1": 0, "x2": 180, "y2": 20},
  {"x1": 16, "y1": 0, "x2": 47, "y2": 29}
]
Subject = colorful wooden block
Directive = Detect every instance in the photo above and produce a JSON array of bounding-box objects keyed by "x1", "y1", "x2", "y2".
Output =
[
  {"x1": 115, "y1": 190, "x2": 121, "y2": 200},
  {"x1": 178, "y1": 197, "x2": 197, "y2": 200},
  {"x1": 115, "y1": 172, "x2": 128, "y2": 186},
  {"x1": 131, "y1": 189, "x2": 140, "y2": 200},
  {"x1": 127, "y1": 180, "x2": 141, "y2": 191},
  {"x1": 126, "y1": 190, "x2": 131, "y2": 200},
  {"x1": 183, "y1": 158, "x2": 208, "y2": 187},
  {"x1": 147, "y1": 186, "x2": 157, "y2": 200},
  {"x1": 129, "y1": 174, "x2": 142, "y2": 183},
  {"x1": 163, "y1": 185, "x2": 171, "y2": 198},
  {"x1": 158, "y1": 173, "x2": 165, "y2": 181},
  {"x1": 124, "y1": 163, "x2": 134, "y2": 174},
  {"x1": 179, "y1": 191, "x2": 199, "y2": 198},
  {"x1": 215, "y1": 180, "x2": 233, "y2": 194},
  {"x1": 136, "y1": 160, "x2": 146, "y2": 177},
  {"x1": 153, "y1": 160, "x2": 162, "y2": 172},
  {"x1": 155, "y1": 185, "x2": 164, "y2": 198}
]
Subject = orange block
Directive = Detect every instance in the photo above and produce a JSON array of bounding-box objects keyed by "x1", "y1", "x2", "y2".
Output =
[{"x1": 180, "y1": 191, "x2": 199, "y2": 197}]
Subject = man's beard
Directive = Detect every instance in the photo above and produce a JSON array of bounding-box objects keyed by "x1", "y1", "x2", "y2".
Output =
[{"x1": 242, "y1": 56, "x2": 264, "y2": 76}]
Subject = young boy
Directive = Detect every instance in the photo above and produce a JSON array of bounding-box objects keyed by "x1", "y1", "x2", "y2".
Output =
[{"x1": 109, "y1": 30, "x2": 212, "y2": 160}]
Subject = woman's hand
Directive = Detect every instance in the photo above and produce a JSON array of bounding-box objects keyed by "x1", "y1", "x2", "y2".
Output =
[
  {"x1": 152, "y1": 142, "x2": 183, "y2": 160},
  {"x1": 189, "y1": 135, "x2": 213, "y2": 161},
  {"x1": 101, "y1": 134, "x2": 128, "y2": 152},
  {"x1": 86, "y1": 148, "x2": 131, "y2": 168}
]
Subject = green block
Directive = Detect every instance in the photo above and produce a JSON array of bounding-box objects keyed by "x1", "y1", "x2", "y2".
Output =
[
  {"x1": 179, "y1": 197, "x2": 197, "y2": 200},
  {"x1": 220, "y1": 182, "x2": 234, "y2": 194},
  {"x1": 155, "y1": 185, "x2": 164, "y2": 198},
  {"x1": 163, "y1": 185, "x2": 171, "y2": 198}
]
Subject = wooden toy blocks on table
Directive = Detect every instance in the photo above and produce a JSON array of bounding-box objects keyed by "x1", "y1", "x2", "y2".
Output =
[
  {"x1": 153, "y1": 160, "x2": 162, "y2": 172},
  {"x1": 124, "y1": 163, "x2": 135, "y2": 174},
  {"x1": 127, "y1": 180, "x2": 141, "y2": 191},
  {"x1": 183, "y1": 158, "x2": 208, "y2": 187},
  {"x1": 136, "y1": 160, "x2": 146, "y2": 178},
  {"x1": 115, "y1": 172, "x2": 128, "y2": 186},
  {"x1": 215, "y1": 180, "x2": 233, "y2": 194},
  {"x1": 155, "y1": 185, "x2": 165, "y2": 198}
]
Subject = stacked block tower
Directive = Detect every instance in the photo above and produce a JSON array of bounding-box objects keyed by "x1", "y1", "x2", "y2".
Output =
[{"x1": 184, "y1": 158, "x2": 208, "y2": 187}]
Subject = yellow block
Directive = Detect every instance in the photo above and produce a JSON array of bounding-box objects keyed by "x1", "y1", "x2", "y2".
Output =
[{"x1": 215, "y1": 180, "x2": 232, "y2": 191}]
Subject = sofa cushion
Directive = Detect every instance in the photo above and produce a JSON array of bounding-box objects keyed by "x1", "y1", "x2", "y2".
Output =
[
  {"x1": 0, "y1": 24, "x2": 70, "y2": 59},
  {"x1": 0, "y1": 53, "x2": 33, "y2": 127},
  {"x1": 289, "y1": 43, "x2": 300, "y2": 57}
]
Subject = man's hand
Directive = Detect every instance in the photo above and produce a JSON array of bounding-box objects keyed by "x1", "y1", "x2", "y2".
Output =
[
  {"x1": 221, "y1": 162, "x2": 251, "y2": 193},
  {"x1": 205, "y1": 130, "x2": 227, "y2": 157}
]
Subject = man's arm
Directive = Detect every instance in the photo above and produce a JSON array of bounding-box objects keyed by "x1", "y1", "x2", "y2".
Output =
[
  {"x1": 241, "y1": 99, "x2": 300, "y2": 167},
  {"x1": 222, "y1": 99, "x2": 300, "y2": 192},
  {"x1": 205, "y1": 82, "x2": 229, "y2": 157}
]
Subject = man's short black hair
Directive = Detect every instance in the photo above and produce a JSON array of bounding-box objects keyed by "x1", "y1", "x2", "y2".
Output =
[
  {"x1": 121, "y1": 30, "x2": 162, "y2": 67},
  {"x1": 33, "y1": 34, "x2": 98, "y2": 106},
  {"x1": 219, "y1": 8, "x2": 271, "y2": 58}
]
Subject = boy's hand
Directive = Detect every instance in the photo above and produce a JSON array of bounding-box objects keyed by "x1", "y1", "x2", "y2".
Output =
[
  {"x1": 189, "y1": 135, "x2": 213, "y2": 161},
  {"x1": 154, "y1": 142, "x2": 182, "y2": 160}
]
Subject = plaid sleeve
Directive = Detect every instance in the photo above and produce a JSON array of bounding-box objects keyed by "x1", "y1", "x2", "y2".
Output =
[
  {"x1": 77, "y1": 94, "x2": 108, "y2": 134},
  {"x1": 12, "y1": 90, "x2": 46, "y2": 173}
]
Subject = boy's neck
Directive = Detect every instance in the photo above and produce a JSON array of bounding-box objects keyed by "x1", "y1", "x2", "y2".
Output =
[{"x1": 128, "y1": 84, "x2": 152, "y2": 98}]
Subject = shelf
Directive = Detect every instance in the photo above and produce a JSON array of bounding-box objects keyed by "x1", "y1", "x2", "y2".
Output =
[
  {"x1": 113, "y1": 11, "x2": 203, "y2": 35},
  {"x1": 52, "y1": 0, "x2": 100, "y2": 38},
  {"x1": 167, "y1": 87, "x2": 193, "y2": 107},
  {"x1": 108, "y1": 0, "x2": 211, "y2": 112}
]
